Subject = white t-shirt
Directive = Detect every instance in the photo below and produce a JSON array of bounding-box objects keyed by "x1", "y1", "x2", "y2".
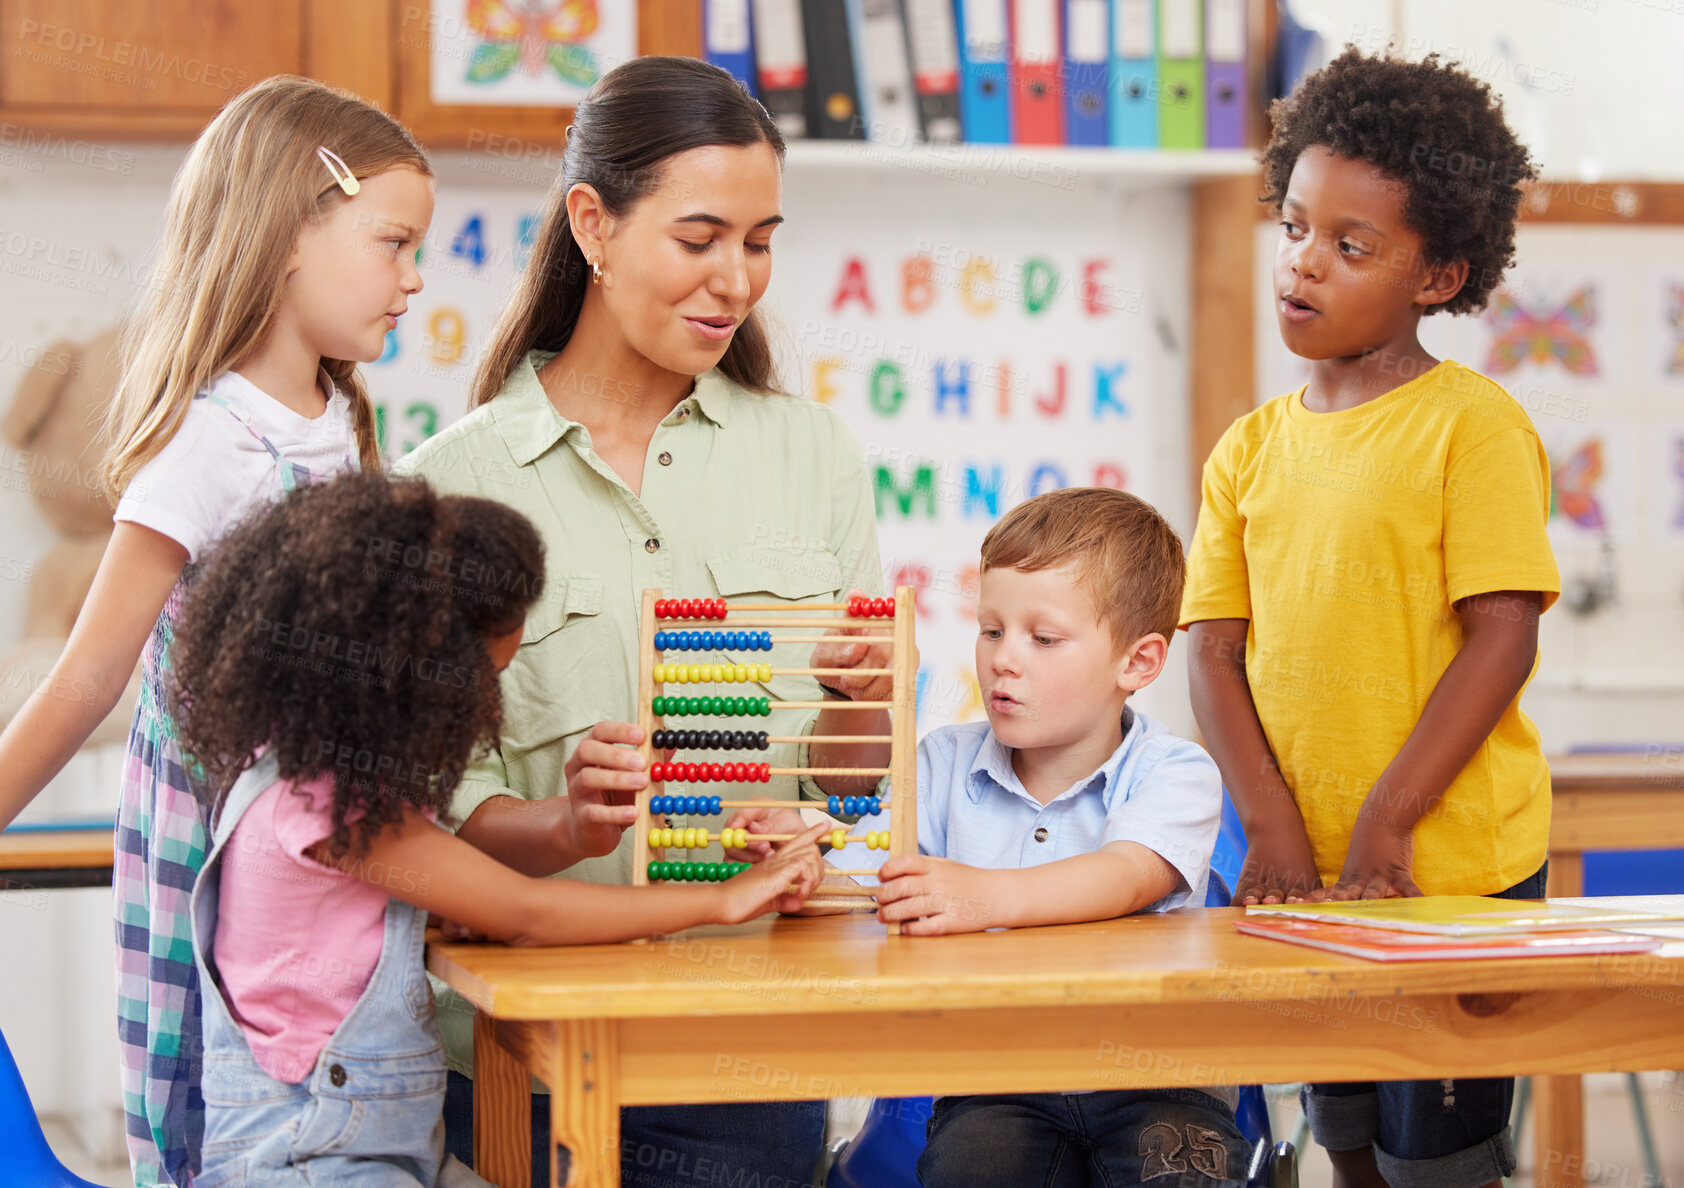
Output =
[{"x1": 114, "y1": 370, "x2": 360, "y2": 561}]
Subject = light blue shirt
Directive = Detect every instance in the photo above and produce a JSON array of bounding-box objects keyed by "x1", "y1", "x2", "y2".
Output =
[{"x1": 857, "y1": 707, "x2": 1221, "y2": 912}]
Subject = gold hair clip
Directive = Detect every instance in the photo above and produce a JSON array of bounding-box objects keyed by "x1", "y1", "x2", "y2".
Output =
[{"x1": 316, "y1": 146, "x2": 360, "y2": 196}]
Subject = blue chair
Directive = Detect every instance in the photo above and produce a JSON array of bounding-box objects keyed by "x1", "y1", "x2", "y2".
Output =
[
  {"x1": 826, "y1": 868, "x2": 1298, "y2": 1188},
  {"x1": 0, "y1": 1027, "x2": 104, "y2": 1188}
]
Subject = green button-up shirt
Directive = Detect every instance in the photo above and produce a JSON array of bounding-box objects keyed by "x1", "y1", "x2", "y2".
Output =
[
  {"x1": 396, "y1": 350, "x2": 884, "y2": 877},
  {"x1": 396, "y1": 352, "x2": 882, "y2": 1075}
]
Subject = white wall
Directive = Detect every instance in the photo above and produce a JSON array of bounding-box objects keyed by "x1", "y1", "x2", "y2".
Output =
[{"x1": 1288, "y1": 0, "x2": 1684, "y2": 180}]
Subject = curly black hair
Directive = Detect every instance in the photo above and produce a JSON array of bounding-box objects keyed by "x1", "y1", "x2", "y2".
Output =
[
  {"x1": 1260, "y1": 47, "x2": 1537, "y2": 316},
  {"x1": 168, "y1": 472, "x2": 545, "y2": 857}
]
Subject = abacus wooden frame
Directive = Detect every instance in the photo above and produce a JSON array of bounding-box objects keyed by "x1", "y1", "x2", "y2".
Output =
[{"x1": 631, "y1": 587, "x2": 917, "y2": 934}]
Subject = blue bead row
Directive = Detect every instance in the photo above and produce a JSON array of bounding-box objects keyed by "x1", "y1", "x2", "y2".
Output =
[
  {"x1": 827, "y1": 795, "x2": 883, "y2": 816},
  {"x1": 655, "y1": 630, "x2": 773, "y2": 652},
  {"x1": 650, "y1": 795, "x2": 724, "y2": 816}
]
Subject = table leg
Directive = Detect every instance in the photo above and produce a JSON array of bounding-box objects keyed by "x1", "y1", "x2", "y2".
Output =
[
  {"x1": 551, "y1": 1020, "x2": 620, "y2": 1188},
  {"x1": 1535, "y1": 853, "x2": 1585, "y2": 1188},
  {"x1": 474, "y1": 1012, "x2": 534, "y2": 1188}
]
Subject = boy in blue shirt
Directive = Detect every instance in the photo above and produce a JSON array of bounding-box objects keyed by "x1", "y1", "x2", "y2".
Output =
[{"x1": 730, "y1": 487, "x2": 1245, "y2": 1186}]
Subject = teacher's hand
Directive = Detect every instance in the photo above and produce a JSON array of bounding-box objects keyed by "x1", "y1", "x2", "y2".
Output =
[
  {"x1": 561, "y1": 721, "x2": 648, "y2": 859},
  {"x1": 809, "y1": 588, "x2": 911, "y2": 703}
]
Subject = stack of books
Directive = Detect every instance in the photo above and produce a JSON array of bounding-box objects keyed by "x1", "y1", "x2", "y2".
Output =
[{"x1": 1236, "y1": 896, "x2": 1684, "y2": 962}]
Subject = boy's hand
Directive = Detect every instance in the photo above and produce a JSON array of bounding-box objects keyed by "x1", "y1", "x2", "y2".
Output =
[
  {"x1": 1232, "y1": 820, "x2": 1323, "y2": 906},
  {"x1": 875, "y1": 855, "x2": 999, "y2": 934},
  {"x1": 721, "y1": 802, "x2": 810, "y2": 861},
  {"x1": 1311, "y1": 819, "x2": 1422, "y2": 901},
  {"x1": 559, "y1": 721, "x2": 648, "y2": 858},
  {"x1": 716, "y1": 823, "x2": 830, "y2": 923}
]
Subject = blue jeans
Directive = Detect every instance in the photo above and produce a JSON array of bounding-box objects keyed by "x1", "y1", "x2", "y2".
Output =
[
  {"x1": 443, "y1": 1072, "x2": 825, "y2": 1188},
  {"x1": 917, "y1": 1089, "x2": 1248, "y2": 1188},
  {"x1": 1301, "y1": 862, "x2": 1549, "y2": 1188}
]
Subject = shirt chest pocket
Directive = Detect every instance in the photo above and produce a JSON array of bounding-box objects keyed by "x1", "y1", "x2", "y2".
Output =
[
  {"x1": 704, "y1": 546, "x2": 845, "y2": 703},
  {"x1": 502, "y1": 575, "x2": 614, "y2": 756}
]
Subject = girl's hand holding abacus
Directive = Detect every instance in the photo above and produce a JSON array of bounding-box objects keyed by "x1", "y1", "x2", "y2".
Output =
[
  {"x1": 561, "y1": 721, "x2": 652, "y2": 857},
  {"x1": 715, "y1": 822, "x2": 830, "y2": 923}
]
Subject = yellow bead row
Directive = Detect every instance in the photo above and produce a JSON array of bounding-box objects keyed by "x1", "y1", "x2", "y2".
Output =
[
  {"x1": 653, "y1": 662, "x2": 774, "y2": 684},
  {"x1": 827, "y1": 829, "x2": 893, "y2": 850},
  {"x1": 650, "y1": 827, "x2": 712, "y2": 850},
  {"x1": 719, "y1": 828, "x2": 749, "y2": 849}
]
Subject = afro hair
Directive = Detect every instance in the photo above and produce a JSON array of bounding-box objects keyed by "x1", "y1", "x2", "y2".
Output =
[{"x1": 1260, "y1": 47, "x2": 1537, "y2": 317}]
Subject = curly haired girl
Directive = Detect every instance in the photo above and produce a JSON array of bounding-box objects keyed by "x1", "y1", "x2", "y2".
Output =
[{"x1": 169, "y1": 472, "x2": 826, "y2": 1187}]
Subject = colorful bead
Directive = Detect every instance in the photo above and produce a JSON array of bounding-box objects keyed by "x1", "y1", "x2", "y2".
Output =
[
  {"x1": 868, "y1": 796, "x2": 881, "y2": 814},
  {"x1": 830, "y1": 828, "x2": 848, "y2": 850},
  {"x1": 827, "y1": 795, "x2": 841, "y2": 816}
]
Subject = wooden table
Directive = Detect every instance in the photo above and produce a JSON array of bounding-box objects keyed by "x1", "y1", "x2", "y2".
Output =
[
  {"x1": 0, "y1": 825, "x2": 115, "y2": 890},
  {"x1": 1538, "y1": 751, "x2": 1684, "y2": 1188},
  {"x1": 429, "y1": 907, "x2": 1684, "y2": 1188}
]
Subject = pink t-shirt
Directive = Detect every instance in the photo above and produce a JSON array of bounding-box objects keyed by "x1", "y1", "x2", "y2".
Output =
[{"x1": 213, "y1": 774, "x2": 392, "y2": 1084}]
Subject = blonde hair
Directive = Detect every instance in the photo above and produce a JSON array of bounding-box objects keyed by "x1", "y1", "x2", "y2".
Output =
[
  {"x1": 103, "y1": 76, "x2": 431, "y2": 500},
  {"x1": 980, "y1": 488, "x2": 1186, "y2": 647}
]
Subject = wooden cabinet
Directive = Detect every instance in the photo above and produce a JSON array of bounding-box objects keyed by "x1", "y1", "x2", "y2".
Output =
[
  {"x1": 0, "y1": 0, "x2": 699, "y2": 143},
  {"x1": 0, "y1": 0, "x2": 306, "y2": 136}
]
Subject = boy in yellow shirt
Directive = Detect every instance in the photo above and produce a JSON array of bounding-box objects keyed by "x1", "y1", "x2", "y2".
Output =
[{"x1": 1181, "y1": 49, "x2": 1559, "y2": 1188}]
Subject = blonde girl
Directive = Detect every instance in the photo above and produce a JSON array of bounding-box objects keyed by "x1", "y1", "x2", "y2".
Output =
[{"x1": 0, "y1": 75, "x2": 433, "y2": 1186}]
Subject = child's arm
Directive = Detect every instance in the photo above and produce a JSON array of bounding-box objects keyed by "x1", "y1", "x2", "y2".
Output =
[
  {"x1": 1313, "y1": 590, "x2": 1543, "y2": 901},
  {"x1": 873, "y1": 842, "x2": 1179, "y2": 935},
  {"x1": 0, "y1": 523, "x2": 185, "y2": 831},
  {"x1": 1186, "y1": 618, "x2": 1322, "y2": 905},
  {"x1": 451, "y1": 721, "x2": 647, "y2": 877},
  {"x1": 314, "y1": 812, "x2": 833, "y2": 945}
]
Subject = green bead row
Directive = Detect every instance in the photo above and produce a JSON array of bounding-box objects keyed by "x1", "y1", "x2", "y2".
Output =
[
  {"x1": 647, "y1": 860, "x2": 751, "y2": 883},
  {"x1": 651, "y1": 695, "x2": 771, "y2": 717}
]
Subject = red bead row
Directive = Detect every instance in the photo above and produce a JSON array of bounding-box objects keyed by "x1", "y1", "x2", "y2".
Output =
[
  {"x1": 847, "y1": 596, "x2": 895, "y2": 618},
  {"x1": 650, "y1": 761, "x2": 772, "y2": 783},
  {"x1": 655, "y1": 598, "x2": 728, "y2": 620}
]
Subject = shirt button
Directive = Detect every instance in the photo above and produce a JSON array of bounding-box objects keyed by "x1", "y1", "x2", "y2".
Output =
[
  {"x1": 645, "y1": 539, "x2": 660, "y2": 553},
  {"x1": 677, "y1": 406, "x2": 691, "y2": 421},
  {"x1": 658, "y1": 451, "x2": 673, "y2": 466},
  {"x1": 1033, "y1": 827, "x2": 1049, "y2": 843},
  {"x1": 328, "y1": 1063, "x2": 347, "y2": 1087}
]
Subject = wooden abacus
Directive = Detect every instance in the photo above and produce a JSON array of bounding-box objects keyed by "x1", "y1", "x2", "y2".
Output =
[{"x1": 632, "y1": 587, "x2": 917, "y2": 933}]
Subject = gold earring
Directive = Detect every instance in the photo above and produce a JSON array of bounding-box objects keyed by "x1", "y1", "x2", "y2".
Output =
[{"x1": 590, "y1": 258, "x2": 603, "y2": 285}]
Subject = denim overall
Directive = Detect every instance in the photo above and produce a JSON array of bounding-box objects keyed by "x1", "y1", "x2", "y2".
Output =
[{"x1": 190, "y1": 753, "x2": 489, "y2": 1186}]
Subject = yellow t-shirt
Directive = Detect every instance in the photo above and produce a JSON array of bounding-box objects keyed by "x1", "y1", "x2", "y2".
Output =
[{"x1": 1180, "y1": 360, "x2": 1561, "y2": 895}]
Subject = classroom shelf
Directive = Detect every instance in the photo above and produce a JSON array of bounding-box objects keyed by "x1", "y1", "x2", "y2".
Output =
[{"x1": 781, "y1": 140, "x2": 1259, "y2": 180}]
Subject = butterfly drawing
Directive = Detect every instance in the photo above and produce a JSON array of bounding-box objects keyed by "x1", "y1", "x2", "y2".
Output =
[
  {"x1": 465, "y1": 0, "x2": 601, "y2": 87},
  {"x1": 1484, "y1": 286, "x2": 1598, "y2": 376},
  {"x1": 1666, "y1": 285, "x2": 1684, "y2": 376},
  {"x1": 1550, "y1": 437, "x2": 1605, "y2": 530}
]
